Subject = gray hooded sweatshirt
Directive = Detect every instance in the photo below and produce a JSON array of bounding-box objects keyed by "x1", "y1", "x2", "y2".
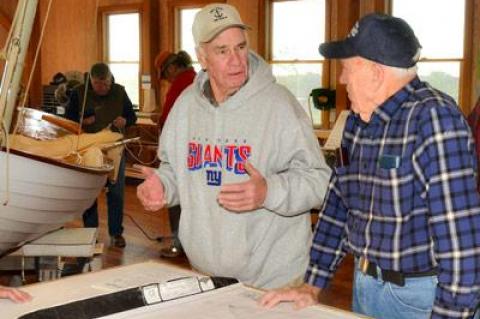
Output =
[{"x1": 157, "y1": 51, "x2": 331, "y2": 289}]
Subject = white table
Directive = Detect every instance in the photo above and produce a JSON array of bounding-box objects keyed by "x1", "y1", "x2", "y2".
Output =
[{"x1": 2, "y1": 260, "x2": 368, "y2": 319}]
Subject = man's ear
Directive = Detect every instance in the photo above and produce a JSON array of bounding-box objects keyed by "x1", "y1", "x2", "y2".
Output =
[
  {"x1": 196, "y1": 46, "x2": 208, "y2": 70},
  {"x1": 371, "y1": 63, "x2": 384, "y2": 91}
]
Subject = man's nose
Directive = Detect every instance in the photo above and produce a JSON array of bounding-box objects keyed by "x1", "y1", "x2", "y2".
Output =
[{"x1": 229, "y1": 51, "x2": 242, "y2": 65}]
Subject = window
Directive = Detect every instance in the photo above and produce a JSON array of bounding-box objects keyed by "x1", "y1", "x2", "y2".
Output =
[
  {"x1": 105, "y1": 12, "x2": 141, "y2": 107},
  {"x1": 178, "y1": 7, "x2": 201, "y2": 72},
  {"x1": 269, "y1": 0, "x2": 327, "y2": 127},
  {"x1": 392, "y1": 0, "x2": 465, "y2": 104}
]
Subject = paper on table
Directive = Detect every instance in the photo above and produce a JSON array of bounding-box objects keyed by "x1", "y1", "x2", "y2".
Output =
[
  {"x1": 100, "y1": 284, "x2": 366, "y2": 319},
  {"x1": 90, "y1": 265, "x2": 195, "y2": 292}
]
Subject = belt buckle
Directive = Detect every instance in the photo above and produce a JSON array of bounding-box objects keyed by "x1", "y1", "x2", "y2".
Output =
[{"x1": 359, "y1": 256, "x2": 369, "y2": 274}]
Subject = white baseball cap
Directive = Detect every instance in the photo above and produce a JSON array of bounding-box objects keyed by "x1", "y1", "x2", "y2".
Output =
[{"x1": 192, "y1": 3, "x2": 250, "y2": 47}]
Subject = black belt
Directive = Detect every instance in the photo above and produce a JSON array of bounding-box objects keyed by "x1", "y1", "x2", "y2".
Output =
[{"x1": 358, "y1": 256, "x2": 437, "y2": 287}]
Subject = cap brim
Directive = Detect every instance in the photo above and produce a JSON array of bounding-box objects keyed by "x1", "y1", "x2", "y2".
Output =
[{"x1": 319, "y1": 39, "x2": 356, "y2": 59}]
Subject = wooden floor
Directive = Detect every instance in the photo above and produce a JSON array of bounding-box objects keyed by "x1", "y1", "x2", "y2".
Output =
[{"x1": 1, "y1": 178, "x2": 354, "y2": 311}]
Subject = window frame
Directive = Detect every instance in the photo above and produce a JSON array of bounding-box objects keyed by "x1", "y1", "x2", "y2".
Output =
[
  {"x1": 388, "y1": 0, "x2": 475, "y2": 114},
  {"x1": 97, "y1": 4, "x2": 143, "y2": 108},
  {"x1": 167, "y1": 0, "x2": 225, "y2": 52},
  {"x1": 266, "y1": 0, "x2": 331, "y2": 129},
  {"x1": 175, "y1": 6, "x2": 202, "y2": 64}
]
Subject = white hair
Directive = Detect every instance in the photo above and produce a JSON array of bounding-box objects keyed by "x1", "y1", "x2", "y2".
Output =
[{"x1": 387, "y1": 64, "x2": 418, "y2": 79}]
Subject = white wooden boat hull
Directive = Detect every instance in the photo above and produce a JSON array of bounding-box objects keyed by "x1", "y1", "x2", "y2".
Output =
[
  {"x1": 0, "y1": 1, "x2": 112, "y2": 256},
  {"x1": 0, "y1": 149, "x2": 110, "y2": 254}
]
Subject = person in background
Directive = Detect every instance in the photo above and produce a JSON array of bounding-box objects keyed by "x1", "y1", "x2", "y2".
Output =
[
  {"x1": 152, "y1": 50, "x2": 196, "y2": 258},
  {"x1": 153, "y1": 50, "x2": 196, "y2": 130},
  {"x1": 0, "y1": 286, "x2": 31, "y2": 303},
  {"x1": 66, "y1": 62, "x2": 137, "y2": 248},
  {"x1": 137, "y1": 3, "x2": 331, "y2": 289},
  {"x1": 260, "y1": 13, "x2": 480, "y2": 319}
]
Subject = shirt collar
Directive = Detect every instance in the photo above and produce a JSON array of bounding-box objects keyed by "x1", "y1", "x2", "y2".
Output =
[
  {"x1": 366, "y1": 76, "x2": 421, "y2": 125},
  {"x1": 202, "y1": 80, "x2": 219, "y2": 106},
  {"x1": 202, "y1": 78, "x2": 249, "y2": 107}
]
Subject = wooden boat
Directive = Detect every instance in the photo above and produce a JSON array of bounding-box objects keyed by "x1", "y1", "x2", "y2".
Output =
[
  {"x1": 0, "y1": 0, "x2": 116, "y2": 255},
  {"x1": 0, "y1": 147, "x2": 110, "y2": 254}
]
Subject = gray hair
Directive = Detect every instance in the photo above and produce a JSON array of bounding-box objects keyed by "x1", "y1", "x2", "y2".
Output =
[
  {"x1": 90, "y1": 62, "x2": 112, "y2": 80},
  {"x1": 387, "y1": 64, "x2": 418, "y2": 79}
]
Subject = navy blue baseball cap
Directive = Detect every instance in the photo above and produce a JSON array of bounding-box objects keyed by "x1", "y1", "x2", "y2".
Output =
[{"x1": 319, "y1": 13, "x2": 421, "y2": 68}]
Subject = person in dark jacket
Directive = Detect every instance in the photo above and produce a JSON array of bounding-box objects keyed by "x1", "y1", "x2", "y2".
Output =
[{"x1": 66, "y1": 62, "x2": 137, "y2": 248}]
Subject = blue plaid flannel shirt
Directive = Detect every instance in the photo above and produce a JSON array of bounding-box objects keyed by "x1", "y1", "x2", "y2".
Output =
[{"x1": 306, "y1": 77, "x2": 480, "y2": 318}]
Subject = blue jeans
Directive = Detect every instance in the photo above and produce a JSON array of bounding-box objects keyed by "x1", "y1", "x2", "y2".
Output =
[
  {"x1": 83, "y1": 154, "x2": 125, "y2": 237},
  {"x1": 352, "y1": 265, "x2": 436, "y2": 319},
  {"x1": 352, "y1": 265, "x2": 480, "y2": 319}
]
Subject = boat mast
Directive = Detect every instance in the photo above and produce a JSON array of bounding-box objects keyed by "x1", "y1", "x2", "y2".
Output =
[{"x1": 0, "y1": 0, "x2": 38, "y2": 146}]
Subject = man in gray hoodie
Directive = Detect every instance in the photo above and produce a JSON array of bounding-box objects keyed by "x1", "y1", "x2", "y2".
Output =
[{"x1": 137, "y1": 3, "x2": 331, "y2": 289}]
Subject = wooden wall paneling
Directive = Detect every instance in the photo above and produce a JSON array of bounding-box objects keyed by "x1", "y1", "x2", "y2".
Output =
[
  {"x1": 163, "y1": 0, "x2": 259, "y2": 53},
  {"x1": 322, "y1": 0, "x2": 332, "y2": 87},
  {"x1": 25, "y1": 7, "x2": 43, "y2": 108},
  {"x1": 329, "y1": 0, "x2": 358, "y2": 114},
  {"x1": 146, "y1": 0, "x2": 159, "y2": 75},
  {"x1": 358, "y1": 0, "x2": 388, "y2": 16},
  {"x1": 5, "y1": 0, "x2": 43, "y2": 108},
  {"x1": 0, "y1": 4, "x2": 13, "y2": 87},
  {"x1": 459, "y1": 0, "x2": 474, "y2": 114},
  {"x1": 158, "y1": 0, "x2": 168, "y2": 54},
  {"x1": 39, "y1": 0, "x2": 98, "y2": 85},
  {"x1": 163, "y1": 0, "x2": 227, "y2": 53},
  {"x1": 472, "y1": 0, "x2": 480, "y2": 106},
  {"x1": 256, "y1": 0, "x2": 266, "y2": 57},
  {"x1": 0, "y1": 8, "x2": 12, "y2": 30},
  {"x1": 227, "y1": 0, "x2": 260, "y2": 52}
]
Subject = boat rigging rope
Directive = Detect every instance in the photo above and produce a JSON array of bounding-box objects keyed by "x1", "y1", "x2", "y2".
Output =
[
  {"x1": 0, "y1": 0, "x2": 21, "y2": 61},
  {"x1": 1, "y1": 0, "x2": 53, "y2": 206},
  {"x1": 73, "y1": 0, "x2": 99, "y2": 157},
  {"x1": 12, "y1": 0, "x2": 54, "y2": 136},
  {"x1": 0, "y1": 118, "x2": 10, "y2": 205}
]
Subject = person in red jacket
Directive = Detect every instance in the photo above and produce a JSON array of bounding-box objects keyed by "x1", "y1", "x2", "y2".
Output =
[
  {"x1": 153, "y1": 50, "x2": 196, "y2": 257},
  {"x1": 153, "y1": 50, "x2": 196, "y2": 129}
]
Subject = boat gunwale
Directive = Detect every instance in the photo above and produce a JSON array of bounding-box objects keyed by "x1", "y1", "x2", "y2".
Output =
[{"x1": 0, "y1": 147, "x2": 113, "y2": 175}]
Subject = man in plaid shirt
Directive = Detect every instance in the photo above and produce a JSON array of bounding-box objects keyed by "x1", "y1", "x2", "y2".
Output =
[{"x1": 261, "y1": 13, "x2": 480, "y2": 319}]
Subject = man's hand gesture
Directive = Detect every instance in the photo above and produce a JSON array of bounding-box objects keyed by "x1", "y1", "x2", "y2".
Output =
[
  {"x1": 217, "y1": 162, "x2": 267, "y2": 212},
  {"x1": 136, "y1": 166, "x2": 167, "y2": 211}
]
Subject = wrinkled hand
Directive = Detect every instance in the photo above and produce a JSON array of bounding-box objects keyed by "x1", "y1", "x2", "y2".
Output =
[
  {"x1": 0, "y1": 286, "x2": 32, "y2": 303},
  {"x1": 136, "y1": 166, "x2": 166, "y2": 211},
  {"x1": 259, "y1": 284, "x2": 321, "y2": 310},
  {"x1": 112, "y1": 116, "x2": 127, "y2": 129},
  {"x1": 217, "y1": 162, "x2": 267, "y2": 212},
  {"x1": 83, "y1": 115, "x2": 95, "y2": 125}
]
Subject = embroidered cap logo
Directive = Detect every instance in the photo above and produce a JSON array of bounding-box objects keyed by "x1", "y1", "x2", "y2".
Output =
[
  {"x1": 348, "y1": 21, "x2": 359, "y2": 38},
  {"x1": 210, "y1": 7, "x2": 227, "y2": 22}
]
